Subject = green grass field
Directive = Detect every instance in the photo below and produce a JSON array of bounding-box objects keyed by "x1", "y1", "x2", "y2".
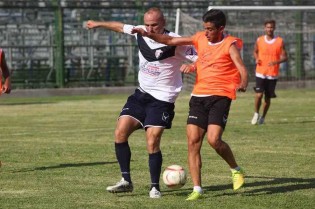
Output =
[{"x1": 0, "y1": 89, "x2": 314, "y2": 209}]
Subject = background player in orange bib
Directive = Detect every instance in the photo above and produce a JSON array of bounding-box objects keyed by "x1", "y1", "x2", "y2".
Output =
[
  {"x1": 0, "y1": 48, "x2": 11, "y2": 95},
  {"x1": 132, "y1": 9, "x2": 248, "y2": 200},
  {"x1": 251, "y1": 19, "x2": 288, "y2": 125}
]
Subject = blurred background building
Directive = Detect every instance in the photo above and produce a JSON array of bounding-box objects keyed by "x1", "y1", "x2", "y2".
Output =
[{"x1": 0, "y1": 0, "x2": 314, "y2": 89}]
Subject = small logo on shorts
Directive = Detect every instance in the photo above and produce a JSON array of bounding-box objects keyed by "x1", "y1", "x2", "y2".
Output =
[
  {"x1": 121, "y1": 108, "x2": 129, "y2": 113},
  {"x1": 222, "y1": 114, "x2": 228, "y2": 124},
  {"x1": 188, "y1": 115, "x2": 198, "y2": 119},
  {"x1": 162, "y1": 112, "x2": 170, "y2": 122}
]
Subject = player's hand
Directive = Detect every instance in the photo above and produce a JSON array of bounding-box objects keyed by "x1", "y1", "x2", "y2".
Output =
[
  {"x1": 85, "y1": 20, "x2": 98, "y2": 29},
  {"x1": 2, "y1": 86, "x2": 11, "y2": 94},
  {"x1": 131, "y1": 28, "x2": 147, "y2": 36},
  {"x1": 2, "y1": 78, "x2": 11, "y2": 94},
  {"x1": 180, "y1": 64, "x2": 195, "y2": 74},
  {"x1": 256, "y1": 59, "x2": 262, "y2": 65},
  {"x1": 237, "y1": 87, "x2": 246, "y2": 92},
  {"x1": 268, "y1": 61, "x2": 277, "y2": 66},
  {"x1": 237, "y1": 83, "x2": 247, "y2": 92}
]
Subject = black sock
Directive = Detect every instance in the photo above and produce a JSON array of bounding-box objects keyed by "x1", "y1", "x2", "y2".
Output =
[
  {"x1": 149, "y1": 151, "x2": 162, "y2": 191},
  {"x1": 115, "y1": 142, "x2": 132, "y2": 183}
]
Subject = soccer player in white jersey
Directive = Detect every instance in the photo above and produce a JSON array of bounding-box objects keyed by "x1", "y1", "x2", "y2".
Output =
[{"x1": 86, "y1": 7, "x2": 197, "y2": 198}]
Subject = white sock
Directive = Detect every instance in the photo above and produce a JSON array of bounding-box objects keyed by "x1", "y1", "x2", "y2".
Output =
[{"x1": 193, "y1": 186, "x2": 203, "y2": 193}]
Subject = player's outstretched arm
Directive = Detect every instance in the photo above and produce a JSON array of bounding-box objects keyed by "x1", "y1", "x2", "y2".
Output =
[
  {"x1": 85, "y1": 20, "x2": 124, "y2": 33},
  {"x1": 131, "y1": 28, "x2": 193, "y2": 46},
  {"x1": 230, "y1": 44, "x2": 248, "y2": 92}
]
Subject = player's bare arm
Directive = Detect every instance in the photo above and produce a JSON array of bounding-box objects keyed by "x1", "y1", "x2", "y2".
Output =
[
  {"x1": 268, "y1": 44, "x2": 288, "y2": 66},
  {"x1": 86, "y1": 20, "x2": 124, "y2": 33},
  {"x1": 253, "y1": 42, "x2": 261, "y2": 65},
  {"x1": 230, "y1": 44, "x2": 248, "y2": 92},
  {"x1": 2, "y1": 76, "x2": 11, "y2": 94},
  {"x1": 1, "y1": 52, "x2": 11, "y2": 94},
  {"x1": 131, "y1": 28, "x2": 193, "y2": 46},
  {"x1": 279, "y1": 44, "x2": 288, "y2": 63}
]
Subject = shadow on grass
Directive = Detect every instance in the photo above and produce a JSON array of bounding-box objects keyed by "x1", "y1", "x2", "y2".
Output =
[
  {"x1": 12, "y1": 161, "x2": 118, "y2": 173},
  {"x1": 268, "y1": 120, "x2": 315, "y2": 125},
  {"x1": 0, "y1": 101, "x2": 56, "y2": 106},
  {"x1": 150, "y1": 175, "x2": 315, "y2": 199},
  {"x1": 209, "y1": 175, "x2": 315, "y2": 196}
]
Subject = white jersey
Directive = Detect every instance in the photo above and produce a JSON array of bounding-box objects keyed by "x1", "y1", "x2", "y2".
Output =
[{"x1": 123, "y1": 24, "x2": 197, "y2": 103}]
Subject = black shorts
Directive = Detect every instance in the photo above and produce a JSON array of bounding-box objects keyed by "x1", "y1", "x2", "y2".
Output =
[
  {"x1": 254, "y1": 77, "x2": 277, "y2": 98},
  {"x1": 187, "y1": 96, "x2": 231, "y2": 131},
  {"x1": 119, "y1": 88, "x2": 175, "y2": 129}
]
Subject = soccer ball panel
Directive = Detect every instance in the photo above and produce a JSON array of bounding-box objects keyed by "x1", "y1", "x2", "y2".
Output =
[{"x1": 162, "y1": 164, "x2": 187, "y2": 189}]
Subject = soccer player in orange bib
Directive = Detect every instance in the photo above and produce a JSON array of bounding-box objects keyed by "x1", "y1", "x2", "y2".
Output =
[
  {"x1": 132, "y1": 9, "x2": 248, "y2": 200},
  {"x1": 0, "y1": 48, "x2": 11, "y2": 95},
  {"x1": 251, "y1": 19, "x2": 288, "y2": 125}
]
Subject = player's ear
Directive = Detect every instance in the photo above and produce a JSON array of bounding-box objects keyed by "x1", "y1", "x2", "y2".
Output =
[
  {"x1": 161, "y1": 18, "x2": 166, "y2": 27},
  {"x1": 219, "y1": 26, "x2": 225, "y2": 32}
]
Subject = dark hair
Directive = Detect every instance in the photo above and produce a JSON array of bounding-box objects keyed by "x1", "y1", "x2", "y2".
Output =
[
  {"x1": 264, "y1": 19, "x2": 276, "y2": 26},
  {"x1": 202, "y1": 9, "x2": 226, "y2": 28}
]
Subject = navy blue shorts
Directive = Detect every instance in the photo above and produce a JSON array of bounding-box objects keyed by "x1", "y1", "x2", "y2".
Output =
[
  {"x1": 187, "y1": 96, "x2": 231, "y2": 130},
  {"x1": 119, "y1": 89, "x2": 175, "y2": 129},
  {"x1": 254, "y1": 77, "x2": 277, "y2": 98}
]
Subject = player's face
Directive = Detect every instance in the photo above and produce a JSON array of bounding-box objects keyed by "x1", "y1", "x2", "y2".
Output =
[
  {"x1": 203, "y1": 22, "x2": 224, "y2": 43},
  {"x1": 144, "y1": 12, "x2": 165, "y2": 34},
  {"x1": 264, "y1": 23, "x2": 275, "y2": 37}
]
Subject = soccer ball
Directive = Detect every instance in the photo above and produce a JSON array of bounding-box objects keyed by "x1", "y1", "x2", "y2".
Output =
[{"x1": 162, "y1": 164, "x2": 187, "y2": 189}]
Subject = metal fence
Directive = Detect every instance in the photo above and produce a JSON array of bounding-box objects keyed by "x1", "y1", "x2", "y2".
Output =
[{"x1": 0, "y1": 0, "x2": 315, "y2": 89}]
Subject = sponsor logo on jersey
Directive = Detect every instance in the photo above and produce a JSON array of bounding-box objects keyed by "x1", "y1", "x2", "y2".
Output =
[
  {"x1": 155, "y1": 49, "x2": 163, "y2": 59},
  {"x1": 185, "y1": 47, "x2": 197, "y2": 60},
  {"x1": 140, "y1": 63, "x2": 161, "y2": 77}
]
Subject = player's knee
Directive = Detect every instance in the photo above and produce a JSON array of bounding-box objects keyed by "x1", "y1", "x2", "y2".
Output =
[
  {"x1": 264, "y1": 97, "x2": 271, "y2": 103},
  {"x1": 187, "y1": 137, "x2": 201, "y2": 151},
  {"x1": 208, "y1": 137, "x2": 222, "y2": 150},
  {"x1": 114, "y1": 128, "x2": 129, "y2": 142},
  {"x1": 256, "y1": 93, "x2": 263, "y2": 100},
  {"x1": 146, "y1": 140, "x2": 160, "y2": 153}
]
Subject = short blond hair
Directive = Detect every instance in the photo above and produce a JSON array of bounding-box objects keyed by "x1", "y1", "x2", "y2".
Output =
[{"x1": 145, "y1": 7, "x2": 165, "y2": 20}]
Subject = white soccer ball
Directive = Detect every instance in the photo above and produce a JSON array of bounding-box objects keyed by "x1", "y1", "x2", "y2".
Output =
[{"x1": 162, "y1": 164, "x2": 187, "y2": 189}]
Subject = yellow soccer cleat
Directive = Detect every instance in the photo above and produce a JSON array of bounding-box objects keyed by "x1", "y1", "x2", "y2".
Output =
[
  {"x1": 232, "y1": 168, "x2": 245, "y2": 190},
  {"x1": 186, "y1": 191, "x2": 203, "y2": 201}
]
